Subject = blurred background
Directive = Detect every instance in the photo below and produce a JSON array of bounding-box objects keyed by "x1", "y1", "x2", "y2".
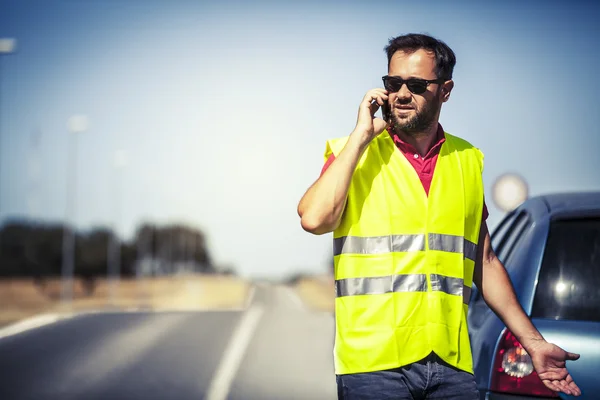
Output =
[{"x1": 0, "y1": 0, "x2": 599, "y2": 399}]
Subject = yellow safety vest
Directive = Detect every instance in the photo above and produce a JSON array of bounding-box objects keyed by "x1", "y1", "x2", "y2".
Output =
[{"x1": 326, "y1": 129, "x2": 484, "y2": 375}]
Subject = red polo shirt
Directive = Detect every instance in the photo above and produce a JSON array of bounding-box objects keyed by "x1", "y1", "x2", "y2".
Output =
[{"x1": 321, "y1": 125, "x2": 489, "y2": 220}]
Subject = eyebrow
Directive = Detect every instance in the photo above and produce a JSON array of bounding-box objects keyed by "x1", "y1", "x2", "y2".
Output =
[{"x1": 388, "y1": 75, "x2": 435, "y2": 80}]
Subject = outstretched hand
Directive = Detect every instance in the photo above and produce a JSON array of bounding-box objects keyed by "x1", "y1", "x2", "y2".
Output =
[{"x1": 528, "y1": 340, "x2": 581, "y2": 396}]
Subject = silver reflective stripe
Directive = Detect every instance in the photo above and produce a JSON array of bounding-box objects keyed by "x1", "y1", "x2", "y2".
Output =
[
  {"x1": 430, "y1": 274, "x2": 471, "y2": 304},
  {"x1": 463, "y1": 240, "x2": 477, "y2": 262},
  {"x1": 429, "y1": 233, "x2": 462, "y2": 254},
  {"x1": 336, "y1": 274, "x2": 427, "y2": 297},
  {"x1": 334, "y1": 234, "x2": 425, "y2": 256},
  {"x1": 428, "y1": 234, "x2": 478, "y2": 262},
  {"x1": 430, "y1": 274, "x2": 464, "y2": 296},
  {"x1": 463, "y1": 286, "x2": 472, "y2": 304},
  {"x1": 393, "y1": 274, "x2": 428, "y2": 293}
]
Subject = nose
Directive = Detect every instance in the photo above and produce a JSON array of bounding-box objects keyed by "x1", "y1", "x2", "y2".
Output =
[{"x1": 395, "y1": 83, "x2": 412, "y2": 103}]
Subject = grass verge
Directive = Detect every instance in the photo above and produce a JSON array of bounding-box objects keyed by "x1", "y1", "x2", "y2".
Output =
[{"x1": 0, "y1": 275, "x2": 250, "y2": 328}]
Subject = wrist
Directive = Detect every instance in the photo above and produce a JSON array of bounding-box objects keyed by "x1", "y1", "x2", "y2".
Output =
[
  {"x1": 348, "y1": 129, "x2": 371, "y2": 152},
  {"x1": 518, "y1": 334, "x2": 546, "y2": 353}
]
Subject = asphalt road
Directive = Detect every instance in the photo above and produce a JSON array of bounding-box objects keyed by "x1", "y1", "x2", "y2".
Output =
[{"x1": 0, "y1": 283, "x2": 337, "y2": 400}]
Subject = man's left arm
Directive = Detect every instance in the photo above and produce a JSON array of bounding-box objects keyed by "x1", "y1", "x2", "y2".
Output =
[{"x1": 473, "y1": 222, "x2": 582, "y2": 397}]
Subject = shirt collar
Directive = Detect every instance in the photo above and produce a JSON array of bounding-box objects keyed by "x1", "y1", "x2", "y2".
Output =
[{"x1": 391, "y1": 124, "x2": 446, "y2": 159}]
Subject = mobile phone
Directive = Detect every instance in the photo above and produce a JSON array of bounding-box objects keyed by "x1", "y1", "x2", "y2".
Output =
[{"x1": 381, "y1": 99, "x2": 390, "y2": 123}]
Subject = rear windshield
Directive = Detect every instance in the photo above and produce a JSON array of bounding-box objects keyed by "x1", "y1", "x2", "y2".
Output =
[{"x1": 531, "y1": 217, "x2": 600, "y2": 322}]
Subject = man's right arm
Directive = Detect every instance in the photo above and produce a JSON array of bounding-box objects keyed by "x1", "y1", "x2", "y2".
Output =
[
  {"x1": 297, "y1": 88, "x2": 389, "y2": 235},
  {"x1": 297, "y1": 137, "x2": 369, "y2": 235}
]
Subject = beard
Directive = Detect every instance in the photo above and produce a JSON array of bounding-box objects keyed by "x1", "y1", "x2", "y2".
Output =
[{"x1": 390, "y1": 95, "x2": 441, "y2": 137}]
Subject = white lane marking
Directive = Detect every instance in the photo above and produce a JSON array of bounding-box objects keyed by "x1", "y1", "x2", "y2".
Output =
[
  {"x1": 243, "y1": 285, "x2": 256, "y2": 309},
  {"x1": 205, "y1": 305, "x2": 264, "y2": 400},
  {"x1": 282, "y1": 285, "x2": 334, "y2": 316},
  {"x1": 282, "y1": 286, "x2": 306, "y2": 310},
  {"x1": 0, "y1": 313, "x2": 63, "y2": 340}
]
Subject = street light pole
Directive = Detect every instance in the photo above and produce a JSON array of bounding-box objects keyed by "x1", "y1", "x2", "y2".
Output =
[
  {"x1": 61, "y1": 115, "x2": 88, "y2": 307},
  {"x1": 0, "y1": 38, "x2": 17, "y2": 256}
]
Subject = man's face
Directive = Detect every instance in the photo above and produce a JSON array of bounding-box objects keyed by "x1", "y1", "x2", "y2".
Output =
[{"x1": 387, "y1": 49, "x2": 450, "y2": 135}]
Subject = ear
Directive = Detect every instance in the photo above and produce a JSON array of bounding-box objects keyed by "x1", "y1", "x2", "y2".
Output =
[{"x1": 441, "y1": 80, "x2": 454, "y2": 102}]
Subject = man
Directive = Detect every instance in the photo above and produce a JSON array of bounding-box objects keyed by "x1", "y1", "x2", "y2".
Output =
[{"x1": 297, "y1": 33, "x2": 581, "y2": 399}]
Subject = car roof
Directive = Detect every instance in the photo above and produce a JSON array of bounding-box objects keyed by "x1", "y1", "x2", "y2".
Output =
[{"x1": 537, "y1": 191, "x2": 600, "y2": 214}]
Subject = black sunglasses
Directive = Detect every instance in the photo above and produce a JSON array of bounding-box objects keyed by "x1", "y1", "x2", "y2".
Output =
[{"x1": 382, "y1": 75, "x2": 446, "y2": 95}]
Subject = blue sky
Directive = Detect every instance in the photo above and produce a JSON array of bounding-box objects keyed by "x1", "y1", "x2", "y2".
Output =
[{"x1": 1, "y1": 0, "x2": 599, "y2": 279}]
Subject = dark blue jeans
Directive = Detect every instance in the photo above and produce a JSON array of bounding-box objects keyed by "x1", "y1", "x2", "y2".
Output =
[{"x1": 336, "y1": 353, "x2": 479, "y2": 400}]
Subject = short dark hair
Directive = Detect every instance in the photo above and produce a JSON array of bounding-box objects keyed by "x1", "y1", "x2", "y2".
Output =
[{"x1": 384, "y1": 33, "x2": 456, "y2": 79}]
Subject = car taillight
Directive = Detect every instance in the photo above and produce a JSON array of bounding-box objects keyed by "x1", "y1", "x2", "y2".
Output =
[{"x1": 490, "y1": 329, "x2": 559, "y2": 398}]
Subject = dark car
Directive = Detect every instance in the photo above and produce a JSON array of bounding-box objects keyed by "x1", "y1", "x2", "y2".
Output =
[{"x1": 468, "y1": 191, "x2": 600, "y2": 399}]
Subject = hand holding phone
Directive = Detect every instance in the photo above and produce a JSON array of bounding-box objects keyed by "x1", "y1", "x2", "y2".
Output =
[
  {"x1": 369, "y1": 98, "x2": 390, "y2": 123},
  {"x1": 354, "y1": 89, "x2": 389, "y2": 147}
]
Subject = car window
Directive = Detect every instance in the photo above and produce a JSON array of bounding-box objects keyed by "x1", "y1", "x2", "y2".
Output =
[
  {"x1": 490, "y1": 210, "x2": 518, "y2": 257},
  {"x1": 496, "y1": 212, "x2": 531, "y2": 270},
  {"x1": 531, "y1": 217, "x2": 600, "y2": 322},
  {"x1": 470, "y1": 211, "x2": 530, "y2": 305}
]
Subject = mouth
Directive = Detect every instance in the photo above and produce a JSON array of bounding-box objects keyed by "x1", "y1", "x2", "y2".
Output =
[{"x1": 395, "y1": 106, "x2": 414, "y2": 115}]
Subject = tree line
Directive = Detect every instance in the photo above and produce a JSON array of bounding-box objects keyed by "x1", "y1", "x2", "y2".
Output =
[{"x1": 0, "y1": 218, "x2": 221, "y2": 278}]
